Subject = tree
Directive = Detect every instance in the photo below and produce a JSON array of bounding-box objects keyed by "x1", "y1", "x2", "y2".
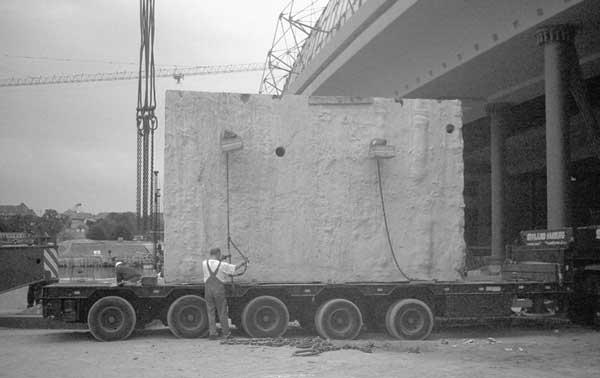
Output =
[
  {"x1": 112, "y1": 224, "x2": 133, "y2": 240},
  {"x1": 86, "y1": 212, "x2": 138, "y2": 241},
  {"x1": 2, "y1": 214, "x2": 36, "y2": 233},
  {"x1": 37, "y1": 209, "x2": 67, "y2": 239},
  {"x1": 86, "y1": 224, "x2": 108, "y2": 240},
  {"x1": 0, "y1": 209, "x2": 67, "y2": 242}
]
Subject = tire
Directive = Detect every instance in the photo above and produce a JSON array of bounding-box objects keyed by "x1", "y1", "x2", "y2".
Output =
[
  {"x1": 87, "y1": 296, "x2": 136, "y2": 342},
  {"x1": 167, "y1": 295, "x2": 209, "y2": 338},
  {"x1": 314, "y1": 299, "x2": 363, "y2": 340},
  {"x1": 241, "y1": 296, "x2": 289, "y2": 338},
  {"x1": 385, "y1": 298, "x2": 434, "y2": 340}
]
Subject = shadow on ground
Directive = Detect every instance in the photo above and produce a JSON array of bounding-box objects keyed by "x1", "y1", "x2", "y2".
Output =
[{"x1": 6, "y1": 321, "x2": 596, "y2": 348}]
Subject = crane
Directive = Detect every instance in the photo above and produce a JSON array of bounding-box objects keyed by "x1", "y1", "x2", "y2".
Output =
[{"x1": 0, "y1": 62, "x2": 264, "y2": 88}]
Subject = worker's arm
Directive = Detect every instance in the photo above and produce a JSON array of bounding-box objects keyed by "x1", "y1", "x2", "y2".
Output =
[
  {"x1": 220, "y1": 261, "x2": 247, "y2": 275},
  {"x1": 220, "y1": 255, "x2": 248, "y2": 270}
]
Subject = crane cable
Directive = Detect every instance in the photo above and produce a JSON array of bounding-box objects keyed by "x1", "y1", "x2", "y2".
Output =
[
  {"x1": 376, "y1": 159, "x2": 411, "y2": 281},
  {"x1": 136, "y1": 0, "x2": 158, "y2": 236},
  {"x1": 225, "y1": 152, "x2": 249, "y2": 277}
]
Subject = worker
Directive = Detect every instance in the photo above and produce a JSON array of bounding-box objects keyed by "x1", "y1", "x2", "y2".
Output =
[
  {"x1": 115, "y1": 261, "x2": 142, "y2": 286},
  {"x1": 202, "y1": 247, "x2": 247, "y2": 339},
  {"x1": 26, "y1": 283, "x2": 42, "y2": 308}
]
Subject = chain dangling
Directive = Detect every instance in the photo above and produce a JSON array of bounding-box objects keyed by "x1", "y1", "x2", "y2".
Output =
[{"x1": 136, "y1": 0, "x2": 157, "y2": 236}]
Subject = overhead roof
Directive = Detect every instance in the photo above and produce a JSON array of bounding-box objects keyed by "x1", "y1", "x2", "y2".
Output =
[{"x1": 287, "y1": 0, "x2": 600, "y2": 123}]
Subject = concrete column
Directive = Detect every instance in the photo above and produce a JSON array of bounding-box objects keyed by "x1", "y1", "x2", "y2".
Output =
[
  {"x1": 485, "y1": 103, "x2": 512, "y2": 272},
  {"x1": 536, "y1": 25, "x2": 576, "y2": 229}
]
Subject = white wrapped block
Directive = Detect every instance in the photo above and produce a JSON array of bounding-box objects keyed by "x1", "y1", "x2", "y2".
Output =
[{"x1": 164, "y1": 91, "x2": 465, "y2": 283}]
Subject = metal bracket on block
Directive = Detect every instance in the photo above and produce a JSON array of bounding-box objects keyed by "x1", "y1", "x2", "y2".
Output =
[
  {"x1": 221, "y1": 130, "x2": 243, "y2": 152},
  {"x1": 368, "y1": 138, "x2": 396, "y2": 159}
]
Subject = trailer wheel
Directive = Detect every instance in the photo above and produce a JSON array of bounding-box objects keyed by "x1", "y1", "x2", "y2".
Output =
[
  {"x1": 314, "y1": 299, "x2": 363, "y2": 340},
  {"x1": 87, "y1": 296, "x2": 136, "y2": 342},
  {"x1": 241, "y1": 296, "x2": 289, "y2": 338},
  {"x1": 385, "y1": 298, "x2": 433, "y2": 340},
  {"x1": 167, "y1": 295, "x2": 209, "y2": 338}
]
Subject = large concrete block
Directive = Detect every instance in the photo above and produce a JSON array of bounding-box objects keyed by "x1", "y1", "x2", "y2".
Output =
[{"x1": 164, "y1": 91, "x2": 464, "y2": 283}]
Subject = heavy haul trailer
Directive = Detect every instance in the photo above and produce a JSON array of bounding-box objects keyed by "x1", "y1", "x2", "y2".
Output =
[
  {"x1": 42, "y1": 277, "x2": 567, "y2": 342},
  {"x1": 41, "y1": 227, "x2": 600, "y2": 342},
  {"x1": 40, "y1": 93, "x2": 599, "y2": 341}
]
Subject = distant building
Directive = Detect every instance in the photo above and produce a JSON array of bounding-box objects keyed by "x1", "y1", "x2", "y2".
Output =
[
  {"x1": 0, "y1": 231, "x2": 51, "y2": 245},
  {"x1": 0, "y1": 203, "x2": 36, "y2": 219},
  {"x1": 68, "y1": 212, "x2": 94, "y2": 234},
  {"x1": 63, "y1": 204, "x2": 95, "y2": 235},
  {"x1": 0, "y1": 232, "x2": 29, "y2": 244}
]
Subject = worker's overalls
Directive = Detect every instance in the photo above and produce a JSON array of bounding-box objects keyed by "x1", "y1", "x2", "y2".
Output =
[{"x1": 204, "y1": 260, "x2": 230, "y2": 337}]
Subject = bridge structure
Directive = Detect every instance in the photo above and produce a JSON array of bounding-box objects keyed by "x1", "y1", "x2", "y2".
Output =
[{"x1": 279, "y1": 0, "x2": 600, "y2": 272}]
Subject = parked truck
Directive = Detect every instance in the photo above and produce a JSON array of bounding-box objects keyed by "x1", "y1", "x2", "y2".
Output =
[{"x1": 32, "y1": 93, "x2": 600, "y2": 341}]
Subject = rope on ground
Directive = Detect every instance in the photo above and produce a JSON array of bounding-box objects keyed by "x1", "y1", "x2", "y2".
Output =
[{"x1": 220, "y1": 336, "x2": 375, "y2": 356}]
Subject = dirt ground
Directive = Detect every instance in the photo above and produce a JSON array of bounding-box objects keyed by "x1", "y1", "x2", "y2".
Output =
[{"x1": 0, "y1": 325, "x2": 598, "y2": 378}]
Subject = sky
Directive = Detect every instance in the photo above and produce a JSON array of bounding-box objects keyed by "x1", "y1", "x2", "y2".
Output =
[{"x1": 0, "y1": 0, "x2": 290, "y2": 215}]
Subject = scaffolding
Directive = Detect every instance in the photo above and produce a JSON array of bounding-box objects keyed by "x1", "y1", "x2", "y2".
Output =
[{"x1": 259, "y1": 0, "x2": 368, "y2": 95}]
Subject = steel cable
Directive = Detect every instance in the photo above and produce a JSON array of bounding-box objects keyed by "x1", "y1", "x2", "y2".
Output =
[
  {"x1": 136, "y1": 0, "x2": 157, "y2": 234},
  {"x1": 225, "y1": 152, "x2": 249, "y2": 278},
  {"x1": 376, "y1": 159, "x2": 411, "y2": 281},
  {"x1": 220, "y1": 336, "x2": 375, "y2": 356}
]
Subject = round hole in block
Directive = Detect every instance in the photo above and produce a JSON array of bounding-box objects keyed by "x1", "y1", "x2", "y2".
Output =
[
  {"x1": 446, "y1": 124, "x2": 455, "y2": 134},
  {"x1": 275, "y1": 146, "x2": 286, "y2": 157}
]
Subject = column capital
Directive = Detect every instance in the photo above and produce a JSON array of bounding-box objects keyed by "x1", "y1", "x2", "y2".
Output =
[
  {"x1": 485, "y1": 102, "x2": 513, "y2": 116},
  {"x1": 536, "y1": 24, "x2": 577, "y2": 46}
]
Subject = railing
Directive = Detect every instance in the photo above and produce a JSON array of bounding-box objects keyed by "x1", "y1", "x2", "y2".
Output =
[
  {"x1": 58, "y1": 255, "x2": 151, "y2": 282},
  {"x1": 59, "y1": 257, "x2": 107, "y2": 281}
]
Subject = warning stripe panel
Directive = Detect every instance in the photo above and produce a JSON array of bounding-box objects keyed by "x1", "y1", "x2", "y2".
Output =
[
  {"x1": 44, "y1": 250, "x2": 59, "y2": 271},
  {"x1": 44, "y1": 262, "x2": 55, "y2": 278},
  {"x1": 44, "y1": 248, "x2": 59, "y2": 265},
  {"x1": 44, "y1": 248, "x2": 59, "y2": 279}
]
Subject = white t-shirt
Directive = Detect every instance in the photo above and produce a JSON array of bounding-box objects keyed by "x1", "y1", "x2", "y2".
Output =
[{"x1": 202, "y1": 259, "x2": 236, "y2": 283}]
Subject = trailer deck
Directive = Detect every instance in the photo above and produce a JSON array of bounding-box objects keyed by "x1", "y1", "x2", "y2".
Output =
[{"x1": 42, "y1": 278, "x2": 568, "y2": 341}]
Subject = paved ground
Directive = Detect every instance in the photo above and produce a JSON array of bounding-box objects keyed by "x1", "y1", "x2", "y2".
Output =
[
  {"x1": 0, "y1": 325, "x2": 598, "y2": 378},
  {"x1": 0, "y1": 287, "x2": 29, "y2": 314}
]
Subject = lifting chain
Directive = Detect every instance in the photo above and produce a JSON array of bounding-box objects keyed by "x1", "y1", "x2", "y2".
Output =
[
  {"x1": 136, "y1": 0, "x2": 157, "y2": 233},
  {"x1": 220, "y1": 336, "x2": 375, "y2": 356}
]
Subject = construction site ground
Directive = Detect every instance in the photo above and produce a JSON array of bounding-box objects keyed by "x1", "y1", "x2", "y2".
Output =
[{"x1": 0, "y1": 323, "x2": 598, "y2": 378}]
